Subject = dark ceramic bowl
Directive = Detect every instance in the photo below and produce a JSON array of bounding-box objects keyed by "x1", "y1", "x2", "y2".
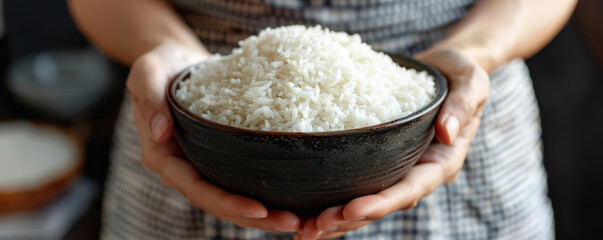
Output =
[{"x1": 167, "y1": 54, "x2": 447, "y2": 217}]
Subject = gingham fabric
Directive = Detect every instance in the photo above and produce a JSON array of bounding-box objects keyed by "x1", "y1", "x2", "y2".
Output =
[{"x1": 101, "y1": 1, "x2": 554, "y2": 239}]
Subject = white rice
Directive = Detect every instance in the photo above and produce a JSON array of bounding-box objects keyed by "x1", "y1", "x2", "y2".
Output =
[
  {"x1": 0, "y1": 122, "x2": 77, "y2": 190},
  {"x1": 176, "y1": 25, "x2": 436, "y2": 132}
]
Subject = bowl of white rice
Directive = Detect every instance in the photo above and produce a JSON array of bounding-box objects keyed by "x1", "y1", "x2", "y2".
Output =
[{"x1": 167, "y1": 26, "x2": 447, "y2": 216}]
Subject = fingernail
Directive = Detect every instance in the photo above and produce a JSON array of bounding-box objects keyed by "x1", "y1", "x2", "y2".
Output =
[
  {"x1": 348, "y1": 217, "x2": 367, "y2": 221},
  {"x1": 274, "y1": 227, "x2": 297, "y2": 233},
  {"x1": 323, "y1": 226, "x2": 338, "y2": 232},
  {"x1": 151, "y1": 113, "x2": 168, "y2": 141},
  {"x1": 242, "y1": 212, "x2": 267, "y2": 219},
  {"x1": 445, "y1": 116, "x2": 460, "y2": 141}
]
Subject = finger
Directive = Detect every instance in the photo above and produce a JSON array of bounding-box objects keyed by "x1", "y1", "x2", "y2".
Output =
[
  {"x1": 215, "y1": 210, "x2": 301, "y2": 233},
  {"x1": 415, "y1": 49, "x2": 489, "y2": 144},
  {"x1": 315, "y1": 206, "x2": 345, "y2": 231},
  {"x1": 159, "y1": 176, "x2": 175, "y2": 188},
  {"x1": 342, "y1": 117, "x2": 482, "y2": 221},
  {"x1": 127, "y1": 54, "x2": 174, "y2": 142},
  {"x1": 299, "y1": 217, "x2": 321, "y2": 239},
  {"x1": 342, "y1": 163, "x2": 443, "y2": 221},
  {"x1": 316, "y1": 206, "x2": 372, "y2": 233},
  {"x1": 135, "y1": 89, "x2": 270, "y2": 221},
  {"x1": 156, "y1": 154, "x2": 268, "y2": 219},
  {"x1": 132, "y1": 101, "x2": 182, "y2": 172},
  {"x1": 127, "y1": 46, "x2": 209, "y2": 143},
  {"x1": 417, "y1": 116, "x2": 481, "y2": 179},
  {"x1": 434, "y1": 71, "x2": 487, "y2": 145}
]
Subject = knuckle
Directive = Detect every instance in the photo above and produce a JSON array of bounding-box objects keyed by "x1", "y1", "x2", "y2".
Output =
[
  {"x1": 446, "y1": 164, "x2": 464, "y2": 184},
  {"x1": 398, "y1": 182, "x2": 429, "y2": 211},
  {"x1": 411, "y1": 200, "x2": 419, "y2": 208},
  {"x1": 475, "y1": 67, "x2": 490, "y2": 81},
  {"x1": 133, "y1": 53, "x2": 160, "y2": 72},
  {"x1": 187, "y1": 196, "x2": 204, "y2": 209},
  {"x1": 125, "y1": 77, "x2": 136, "y2": 95},
  {"x1": 127, "y1": 54, "x2": 161, "y2": 98},
  {"x1": 481, "y1": 83, "x2": 490, "y2": 100},
  {"x1": 159, "y1": 177, "x2": 173, "y2": 188},
  {"x1": 425, "y1": 184, "x2": 437, "y2": 196},
  {"x1": 139, "y1": 150, "x2": 155, "y2": 171},
  {"x1": 373, "y1": 210, "x2": 388, "y2": 219},
  {"x1": 140, "y1": 149, "x2": 168, "y2": 173},
  {"x1": 473, "y1": 68, "x2": 490, "y2": 100},
  {"x1": 448, "y1": 94, "x2": 477, "y2": 122},
  {"x1": 446, "y1": 173, "x2": 460, "y2": 183},
  {"x1": 377, "y1": 212, "x2": 390, "y2": 219},
  {"x1": 139, "y1": 94, "x2": 158, "y2": 113},
  {"x1": 219, "y1": 208, "x2": 238, "y2": 218},
  {"x1": 459, "y1": 68, "x2": 475, "y2": 84},
  {"x1": 402, "y1": 199, "x2": 419, "y2": 210},
  {"x1": 458, "y1": 96, "x2": 477, "y2": 117},
  {"x1": 219, "y1": 200, "x2": 242, "y2": 217}
]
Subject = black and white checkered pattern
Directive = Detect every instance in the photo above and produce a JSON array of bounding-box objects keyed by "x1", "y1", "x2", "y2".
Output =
[
  {"x1": 101, "y1": 1, "x2": 554, "y2": 239},
  {"x1": 170, "y1": 0, "x2": 473, "y2": 55}
]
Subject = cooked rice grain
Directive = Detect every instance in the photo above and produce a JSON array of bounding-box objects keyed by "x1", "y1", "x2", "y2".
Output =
[{"x1": 176, "y1": 25, "x2": 436, "y2": 132}]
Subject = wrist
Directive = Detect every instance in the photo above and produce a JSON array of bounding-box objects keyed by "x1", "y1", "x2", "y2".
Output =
[
  {"x1": 429, "y1": 38, "x2": 508, "y2": 73},
  {"x1": 426, "y1": 0, "x2": 529, "y2": 72}
]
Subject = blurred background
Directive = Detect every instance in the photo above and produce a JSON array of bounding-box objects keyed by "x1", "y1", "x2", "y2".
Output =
[{"x1": 0, "y1": 1, "x2": 601, "y2": 239}]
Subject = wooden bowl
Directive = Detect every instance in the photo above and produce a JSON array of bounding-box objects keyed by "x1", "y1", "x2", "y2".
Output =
[
  {"x1": 167, "y1": 55, "x2": 447, "y2": 216},
  {"x1": 0, "y1": 122, "x2": 84, "y2": 215}
]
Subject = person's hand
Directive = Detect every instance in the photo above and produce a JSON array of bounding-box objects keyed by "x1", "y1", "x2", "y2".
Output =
[
  {"x1": 127, "y1": 43, "x2": 302, "y2": 233},
  {"x1": 296, "y1": 47, "x2": 490, "y2": 240}
]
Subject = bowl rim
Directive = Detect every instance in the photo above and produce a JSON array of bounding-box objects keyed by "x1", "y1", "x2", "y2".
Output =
[{"x1": 167, "y1": 54, "x2": 447, "y2": 137}]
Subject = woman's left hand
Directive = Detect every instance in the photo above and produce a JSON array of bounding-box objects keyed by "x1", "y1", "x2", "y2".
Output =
[{"x1": 296, "y1": 47, "x2": 490, "y2": 240}]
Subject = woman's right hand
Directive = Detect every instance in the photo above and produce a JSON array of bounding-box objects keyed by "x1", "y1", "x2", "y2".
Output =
[{"x1": 127, "y1": 43, "x2": 302, "y2": 233}]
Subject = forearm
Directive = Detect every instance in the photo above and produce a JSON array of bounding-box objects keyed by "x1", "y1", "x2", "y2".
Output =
[
  {"x1": 68, "y1": 0, "x2": 207, "y2": 65},
  {"x1": 433, "y1": 0, "x2": 577, "y2": 72}
]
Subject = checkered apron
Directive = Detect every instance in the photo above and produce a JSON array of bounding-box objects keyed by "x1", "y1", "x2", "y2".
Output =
[{"x1": 101, "y1": 1, "x2": 554, "y2": 239}]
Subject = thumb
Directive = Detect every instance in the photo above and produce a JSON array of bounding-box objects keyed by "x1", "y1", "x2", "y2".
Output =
[
  {"x1": 414, "y1": 49, "x2": 489, "y2": 145},
  {"x1": 127, "y1": 44, "x2": 210, "y2": 143},
  {"x1": 127, "y1": 53, "x2": 174, "y2": 143}
]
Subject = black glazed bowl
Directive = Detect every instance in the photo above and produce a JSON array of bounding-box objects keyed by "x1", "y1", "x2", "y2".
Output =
[{"x1": 167, "y1": 54, "x2": 447, "y2": 217}]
